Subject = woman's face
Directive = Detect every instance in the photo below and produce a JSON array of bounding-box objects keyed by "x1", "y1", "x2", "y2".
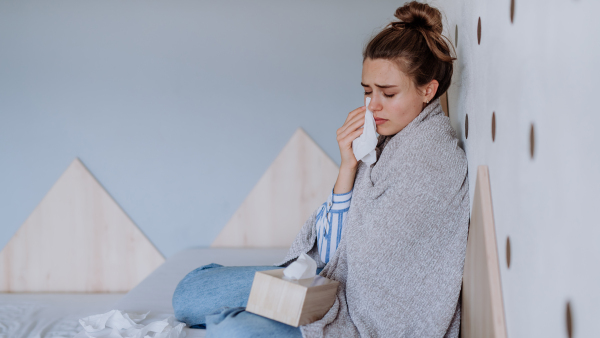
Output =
[{"x1": 361, "y1": 58, "x2": 438, "y2": 136}]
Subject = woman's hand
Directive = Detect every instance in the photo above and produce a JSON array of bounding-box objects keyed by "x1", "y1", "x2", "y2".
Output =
[
  {"x1": 333, "y1": 106, "x2": 366, "y2": 194},
  {"x1": 337, "y1": 106, "x2": 366, "y2": 170}
]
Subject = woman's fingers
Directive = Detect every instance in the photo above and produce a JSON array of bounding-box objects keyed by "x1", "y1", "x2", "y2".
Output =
[
  {"x1": 338, "y1": 107, "x2": 366, "y2": 133},
  {"x1": 336, "y1": 106, "x2": 368, "y2": 169},
  {"x1": 337, "y1": 129, "x2": 364, "y2": 155},
  {"x1": 338, "y1": 110, "x2": 366, "y2": 136},
  {"x1": 337, "y1": 114, "x2": 366, "y2": 141},
  {"x1": 345, "y1": 106, "x2": 366, "y2": 123},
  {"x1": 339, "y1": 126, "x2": 365, "y2": 147}
]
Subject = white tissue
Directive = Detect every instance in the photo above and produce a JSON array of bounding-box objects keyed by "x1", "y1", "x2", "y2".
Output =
[
  {"x1": 74, "y1": 310, "x2": 186, "y2": 338},
  {"x1": 352, "y1": 97, "x2": 379, "y2": 165},
  {"x1": 283, "y1": 252, "x2": 317, "y2": 280}
]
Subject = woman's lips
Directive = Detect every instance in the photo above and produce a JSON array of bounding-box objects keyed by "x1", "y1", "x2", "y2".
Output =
[{"x1": 374, "y1": 118, "x2": 388, "y2": 125}]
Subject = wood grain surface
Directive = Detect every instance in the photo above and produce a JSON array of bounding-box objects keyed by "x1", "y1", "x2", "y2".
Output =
[
  {"x1": 246, "y1": 268, "x2": 339, "y2": 327},
  {"x1": 461, "y1": 165, "x2": 507, "y2": 338},
  {"x1": 211, "y1": 128, "x2": 339, "y2": 248},
  {"x1": 0, "y1": 158, "x2": 165, "y2": 292}
]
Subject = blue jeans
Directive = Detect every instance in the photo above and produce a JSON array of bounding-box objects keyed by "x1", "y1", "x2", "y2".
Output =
[{"x1": 172, "y1": 263, "x2": 324, "y2": 337}]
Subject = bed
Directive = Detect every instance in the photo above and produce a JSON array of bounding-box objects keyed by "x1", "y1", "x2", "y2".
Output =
[{"x1": 0, "y1": 247, "x2": 288, "y2": 338}]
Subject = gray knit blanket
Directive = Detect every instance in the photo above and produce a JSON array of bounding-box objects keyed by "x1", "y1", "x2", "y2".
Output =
[{"x1": 276, "y1": 97, "x2": 470, "y2": 338}]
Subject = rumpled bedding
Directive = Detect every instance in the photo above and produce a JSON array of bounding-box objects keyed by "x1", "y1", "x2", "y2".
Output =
[
  {"x1": 74, "y1": 310, "x2": 186, "y2": 338},
  {"x1": 0, "y1": 293, "x2": 123, "y2": 338}
]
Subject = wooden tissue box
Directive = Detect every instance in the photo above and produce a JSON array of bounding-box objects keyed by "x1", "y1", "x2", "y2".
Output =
[{"x1": 245, "y1": 268, "x2": 339, "y2": 327}]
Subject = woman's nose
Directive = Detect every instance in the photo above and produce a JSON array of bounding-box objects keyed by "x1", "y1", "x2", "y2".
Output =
[{"x1": 369, "y1": 97, "x2": 382, "y2": 112}]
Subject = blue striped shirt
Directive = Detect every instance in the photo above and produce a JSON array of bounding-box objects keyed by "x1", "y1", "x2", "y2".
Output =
[{"x1": 315, "y1": 188, "x2": 353, "y2": 264}]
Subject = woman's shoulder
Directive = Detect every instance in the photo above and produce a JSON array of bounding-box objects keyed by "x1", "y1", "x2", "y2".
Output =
[
  {"x1": 377, "y1": 110, "x2": 468, "y2": 185},
  {"x1": 389, "y1": 111, "x2": 464, "y2": 160},
  {"x1": 419, "y1": 112, "x2": 467, "y2": 165}
]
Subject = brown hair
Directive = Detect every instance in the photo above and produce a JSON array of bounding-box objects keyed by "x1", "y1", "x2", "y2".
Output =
[{"x1": 363, "y1": 1, "x2": 456, "y2": 103}]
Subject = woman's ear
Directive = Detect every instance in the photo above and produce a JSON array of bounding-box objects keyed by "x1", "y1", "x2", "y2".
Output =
[{"x1": 423, "y1": 79, "x2": 439, "y2": 102}]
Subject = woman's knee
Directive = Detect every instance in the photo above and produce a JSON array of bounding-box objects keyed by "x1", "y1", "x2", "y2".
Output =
[
  {"x1": 172, "y1": 264, "x2": 280, "y2": 327},
  {"x1": 173, "y1": 263, "x2": 225, "y2": 325}
]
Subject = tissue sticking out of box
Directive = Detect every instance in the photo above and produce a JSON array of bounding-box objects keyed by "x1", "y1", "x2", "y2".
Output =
[
  {"x1": 283, "y1": 252, "x2": 317, "y2": 280},
  {"x1": 352, "y1": 96, "x2": 379, "y2": 165}
]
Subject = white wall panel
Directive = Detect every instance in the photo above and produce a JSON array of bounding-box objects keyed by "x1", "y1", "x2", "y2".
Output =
[{"x1": 437, "y1": 0, "x2": 600, "y2": 336}]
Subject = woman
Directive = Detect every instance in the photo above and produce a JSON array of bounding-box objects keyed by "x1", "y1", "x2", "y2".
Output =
[{"x1": 172, "y1": 2, "x2": 469, "y2": 337}]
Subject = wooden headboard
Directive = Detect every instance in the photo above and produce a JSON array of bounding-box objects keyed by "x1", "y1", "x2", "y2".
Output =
[{"x1": 461, "y1": 165, "x2": 508, "y2": 338}]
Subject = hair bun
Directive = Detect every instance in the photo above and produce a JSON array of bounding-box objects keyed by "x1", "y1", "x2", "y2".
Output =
[{"x1": 393, "y1": 1, "x2": 443, "y2": 34}]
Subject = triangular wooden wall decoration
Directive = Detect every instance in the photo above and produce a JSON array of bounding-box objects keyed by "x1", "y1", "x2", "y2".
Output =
[
  {"x1": 212, "y1": 128, "x2": 339, "y2": 247},
  {"x1": 461, "y1": 166, "x2": 507, "y2": 338},
  {"x1": 0, "y1": 158, "x2": 165, "y2": 292}
]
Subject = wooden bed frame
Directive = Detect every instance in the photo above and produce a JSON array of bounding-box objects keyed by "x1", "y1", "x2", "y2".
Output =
[{"x1": 461, "y1": 165, "x2": 508, "y2": 338}]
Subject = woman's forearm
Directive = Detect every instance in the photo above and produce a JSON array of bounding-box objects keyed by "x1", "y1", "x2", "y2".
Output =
[{"x1": 333, "y1": 165, "x2": 358, "y2": 194}]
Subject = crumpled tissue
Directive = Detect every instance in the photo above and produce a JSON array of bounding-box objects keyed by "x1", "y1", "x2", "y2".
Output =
[
  {"x1": 282, "y1": 252, "x2": 317, "y2": 280},
  {"x1": 74, "y1": 310, "x2": 186, "y2": 338},
  {"x1": 352, "y1": 97, "x2": 379, "y2": 165}
]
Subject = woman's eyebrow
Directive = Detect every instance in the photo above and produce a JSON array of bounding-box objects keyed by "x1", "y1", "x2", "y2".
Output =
[{"x1": 361, "y1": 82, "x2": 397, "y2": 89}]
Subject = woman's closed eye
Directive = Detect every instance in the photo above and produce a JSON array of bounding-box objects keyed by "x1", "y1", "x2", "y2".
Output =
[{"x1": 363, "y1": 91, "x2": 395, "y2": 98}]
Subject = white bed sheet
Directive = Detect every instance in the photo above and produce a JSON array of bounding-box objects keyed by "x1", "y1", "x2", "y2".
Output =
[
  {"x1": 114, "y1": 247, "x2": 289, "y2": 338},
  {"x1": 0, "y1": 293, "x2": 124, "y2": 338},
  {"x1": 0, "y1": 247, "x2": 288, "y2": 338}
]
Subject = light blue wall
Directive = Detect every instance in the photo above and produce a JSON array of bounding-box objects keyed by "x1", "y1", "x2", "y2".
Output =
[{"x1": 0, "y1": 0, "x2": 405, "y2": 257}]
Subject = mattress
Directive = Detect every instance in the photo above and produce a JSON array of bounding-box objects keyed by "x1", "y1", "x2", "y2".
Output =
[
  {"x1": 0, "y1": 293, "x2": 124, "y2": 338},
  {"x1": 0, "y1": 247, "x2": 288, "y2": 338},
  {"x1": 114, "y1": 247, "x2": 290, "y2": 338}
]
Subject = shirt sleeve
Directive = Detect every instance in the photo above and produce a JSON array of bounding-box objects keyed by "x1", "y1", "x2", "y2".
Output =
[
  {"x1": 331, "y1": 188, "x2": 353, "y2": 210},
  {"x1": 316, "y1": 187, "x2": 353, "y2": 264}
]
